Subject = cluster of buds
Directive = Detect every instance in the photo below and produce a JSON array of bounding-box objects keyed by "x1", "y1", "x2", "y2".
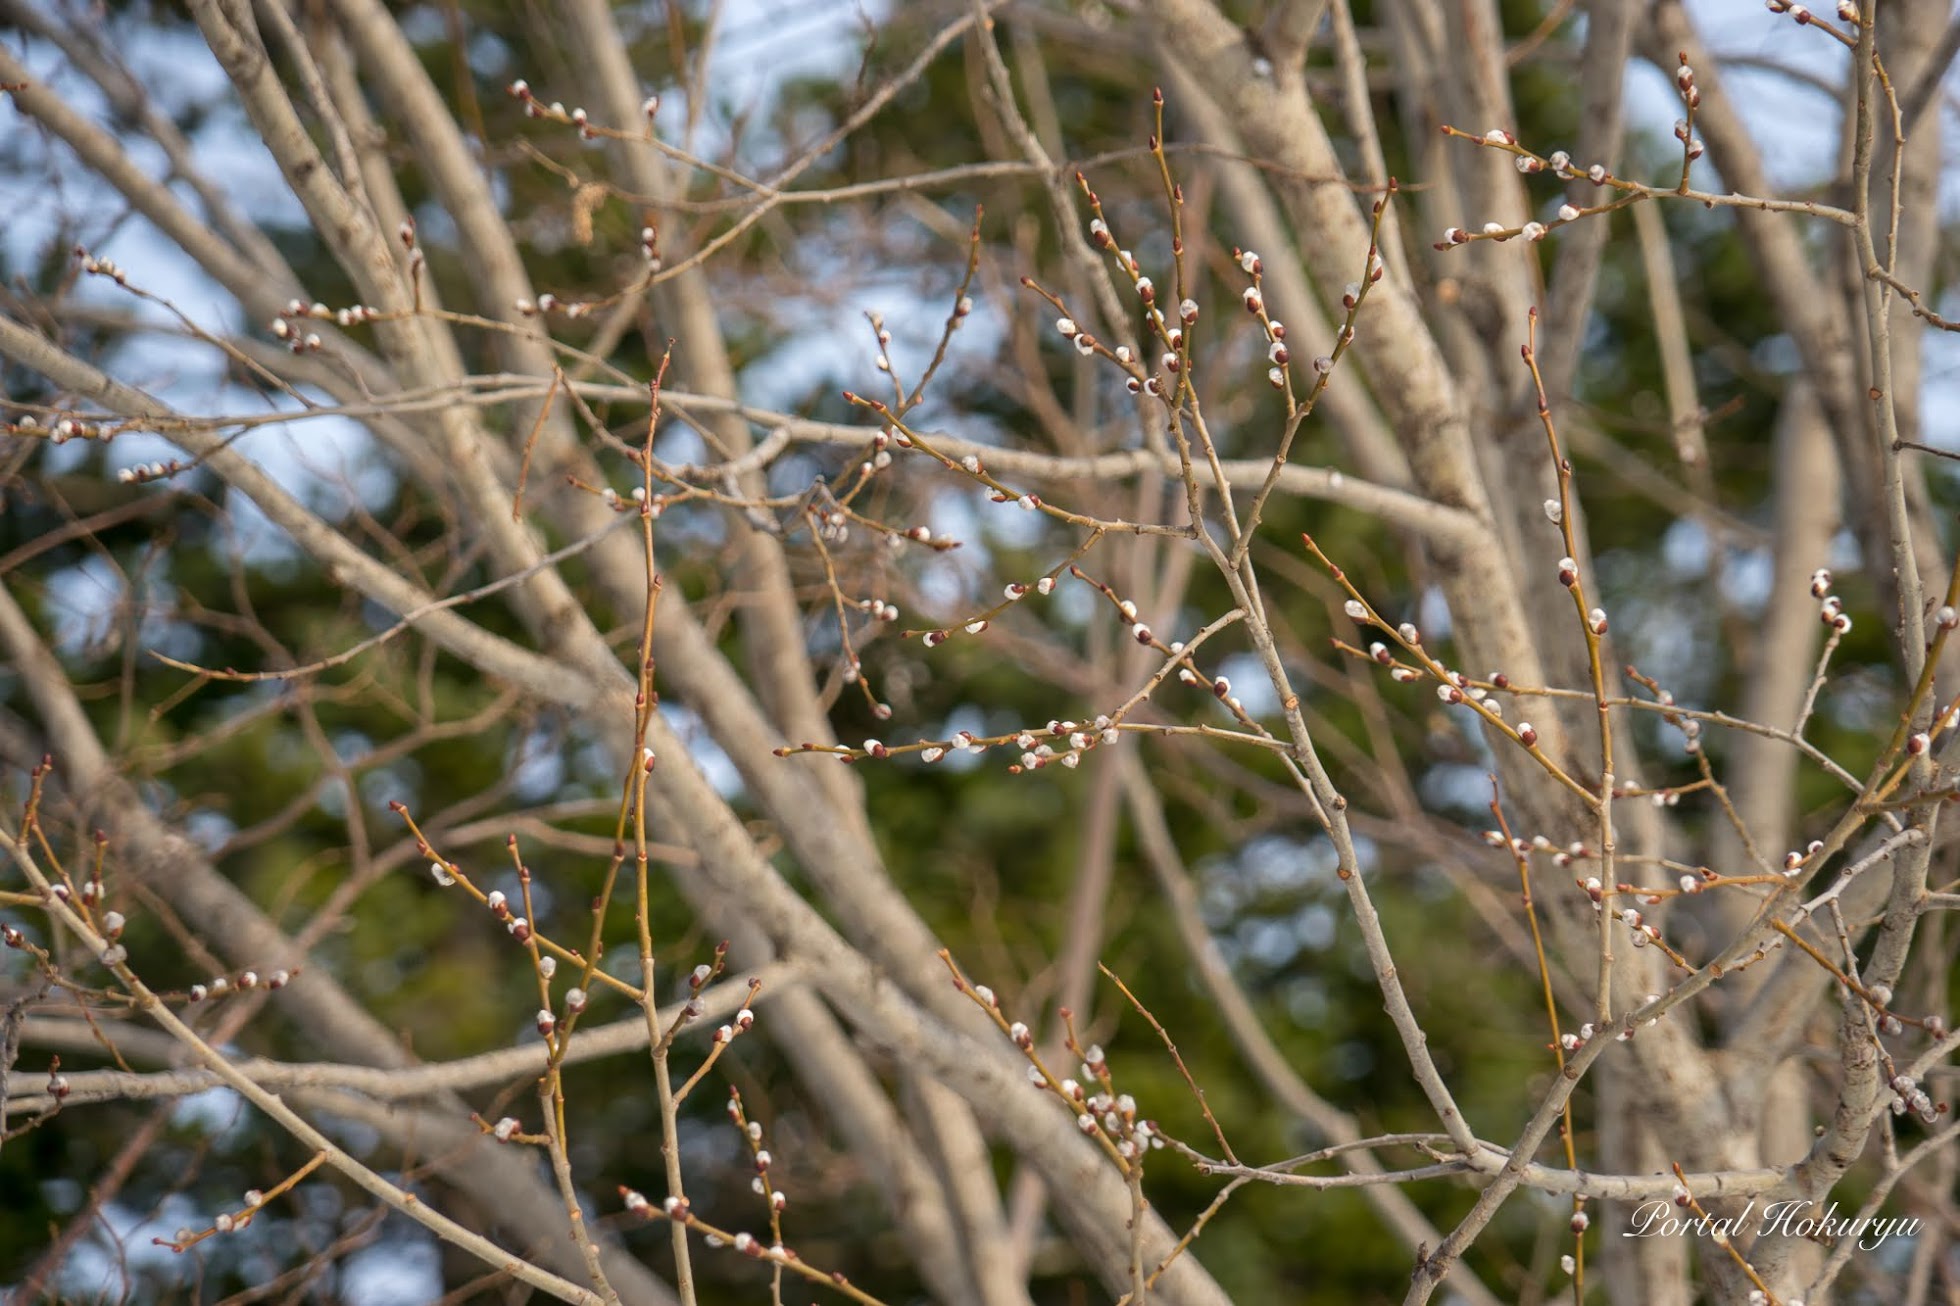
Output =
[
  {"x1": 1176, "y1": 663, "x2": 1243, "y2": 708},
  {"x1": 1086, "y1": 1085, "x2": 1160, "y2": 1161},
  {"x1": 1675, "y1": 58, "x2": 1701, "y2": 112},
  {"x1": 1045, "y1": 1045, "x2": 1163, "y2": 1162},
  {"x1": 1888, "y1": 1073, "x2": 1940, "y2": 1123},
  {"x1": 726, "y1": 1231, "x2": 790, "y2": 1260},
  {"x1": 675, "y1": 977, "x2": 709, "y2": 1023},
  {"x1": 958, "y1": 970, "x2": 1154, "y2": 1161},
  {"x1": 1781, "y1": 839, "x2": 1826, "y2": 877},
  {"x1": 1484, "y1": 834, "x2": 1596, "y2": 872},
  {"x1": 280, "y1": 299, "x2": 379, "y2": 333},
  {"x1": 508, "y1": 80, "x2": 597, "y2": 137},
  {"x1": 266, "y1": 300, "x2": 344, "y2": 351},
  {"x1": 74, "y1": 247, "x2": 129, "y2": 285},
  {"x1": 1670, "y1": 118, "x2": 1706, "y2": 162},
  {"x1": 185, "y1": 968, "x2": 291, "y2": 1003},
  {"x1": 946, "y1": 730, "x2": 992, "y2": 763},
  {"x1": 1441, "y1": 669, "x2": 1505, "y2": 717},
  {"x1": 1054, "y1": 315, "x2": 1100, "y2": 359},
  {"x1": 598, "y1": 485, "x2": 652, "y2": 512},
  {"x1": 1817, "y1": 592, "x2": 1852, "y2": 634},
  {"x1": 1440, "y1": 130, "x2": 1635, "y2": 244},
  {"x1": 1229, "y1": 249, "x2": 1301, "y2": 389},
  {"x1": 1442, "y1": 219, "x2": 1551, "y2": 247},
  {"x1": 1482, "y1": 830, "x2": 1534, "y2": 857},
  {"x1": 809, "y1": 503, "x2": 851, "y2": 544},
  {"x1": 983, "y1": 488, "x2": 1043, "y2": 514},
  {"x1": 869, "y1": 313, "x2": 894, "y2": 372},
  {"x1": 512, "y1": 291, "x2": 589, "y2": 319},
  {"x1": 1764, "y1": 1, "x2": 1822, "y2": 25},
  {"x1": 484, "y1": 888, "x2": 532, "y2": 944},
  {"x1": 272, "y1": 322, "x2": 322, "y2": 352},
  {"x1": 724, "y1": 1091, "x2": 788, "y2": 1211},
  {"x1": 116, "y1": 458, "x2": 190, "y2": 484},
  {"x1": 12, "y1": 414, "x2": 103, "y2": 444},
  {"x1": 1008, "y1": 716, "x2": 1122, "y2": 772},
  {"x1": 162, "y1": 1194, "x2": 262, "y2": 1251},
  {"x1": 1616, "y1": 906, "x2": 1663, "y2": 950},
  {"x1": 712, "y1": 1007, "x2": 755, "y2": 1045}
]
